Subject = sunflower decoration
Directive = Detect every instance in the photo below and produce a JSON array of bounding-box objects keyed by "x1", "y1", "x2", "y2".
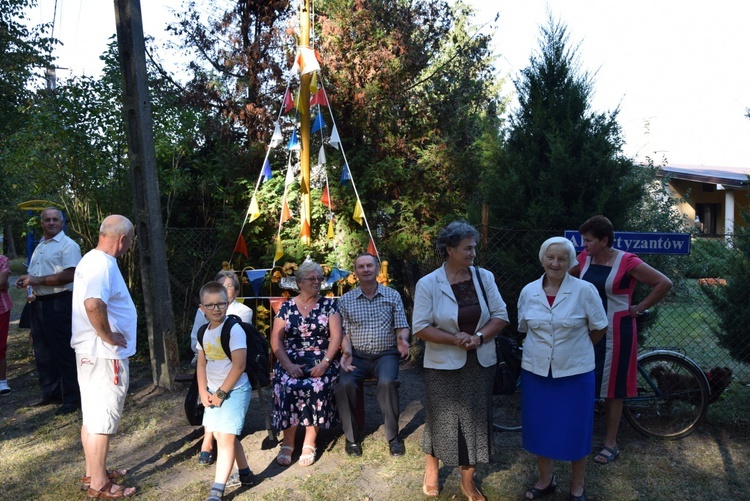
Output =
[
  {"x1": 255, "y1": 304, "x2": 271, "y2": 334},
  {"x1": 282, "y1": 262, "x2": 298, "y2": 276},
  {"x1": 270, "y1": 270, "x2": 283, "y2": 284}
]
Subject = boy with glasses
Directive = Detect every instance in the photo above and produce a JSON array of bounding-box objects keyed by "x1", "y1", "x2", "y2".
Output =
[{"x1": 196, "y1": 281, "x2": 254, "y2": 500}]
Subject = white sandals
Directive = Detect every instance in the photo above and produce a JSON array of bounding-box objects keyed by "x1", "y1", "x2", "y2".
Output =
[
  {"x1": 275, "y1": 445, "x2": 293, "y2": 466},
  {"x1": 299, "y1": 445, "x2": 317, "y2": 467}
]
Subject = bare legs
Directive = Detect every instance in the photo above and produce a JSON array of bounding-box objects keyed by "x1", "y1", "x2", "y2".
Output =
[
  {"x1": 571, "y1": 456, "x2": 587, "y2": 497},
  {"x1": 279, "y1": 425, "x2": 318, "y2": 466},
  {"x1": 423, "y1": 455, "x2": 484, "y2": 500},
  {"x1": 213, "y1": 432, "x2": 247, "y2": 484},
  {"x1": 81, "y1": 424, "x2": 136, "y2": 496},
  {"x1": 425, "y1": 454, "x2": 439, "y2": 486},
  {"x1": 460, "y1": 465, "x2": 485, "y2": 500},
  {"x1": 594, "y1": 397, "x2": 623, "y2": 463},
  {"x1": 527, "y1": 457, "x2": 555, "y2": 498},
  {"x1": 201, "y1": 430, "x2": 215, "y2": 457}
]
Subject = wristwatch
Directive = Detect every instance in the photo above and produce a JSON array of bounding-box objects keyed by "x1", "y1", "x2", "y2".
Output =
[
  {"x1": 476, "y1": 332, "x2": 484, "y2": 345},
  {"x1": 215, "y1": 388, "x2": 229, "y2": 400}
]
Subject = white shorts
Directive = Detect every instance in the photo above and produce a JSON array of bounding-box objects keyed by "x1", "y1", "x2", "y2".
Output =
[{"x1": 76, "y1": 354, "x2": 129, "y2": 434}]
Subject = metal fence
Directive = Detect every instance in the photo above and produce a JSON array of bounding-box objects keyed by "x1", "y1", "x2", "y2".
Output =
[{"x1": 165, "y1": 227, "x2": 222, "y2": 344}]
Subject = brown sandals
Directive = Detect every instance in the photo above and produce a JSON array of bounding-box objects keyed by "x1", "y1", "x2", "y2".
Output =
[
  {"x1": 86, "y1": 480, "x2": 136, "y2": 499},
  {"x1": 81, "y1": 469, "x2": 127, "y2": 490}
]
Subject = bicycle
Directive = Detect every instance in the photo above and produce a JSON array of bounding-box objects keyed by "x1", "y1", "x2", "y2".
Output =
[{"x1": 493, "y1": 348, "x2": 711, "y2": 439}]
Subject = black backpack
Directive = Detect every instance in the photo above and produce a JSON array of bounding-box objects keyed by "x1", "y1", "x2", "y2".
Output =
[{"x1": 197, "y1": 314, "x2": 271, "y2": 390}]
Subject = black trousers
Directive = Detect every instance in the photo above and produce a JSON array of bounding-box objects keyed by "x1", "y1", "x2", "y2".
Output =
[
  {"x1": 334, "y1": 348, "x2": 400, "y2": 442},
  {"x1": 29, "y1": 291, "x2": 80, "y2": 405}
]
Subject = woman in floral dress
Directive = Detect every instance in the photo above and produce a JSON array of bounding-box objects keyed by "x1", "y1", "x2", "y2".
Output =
[{"x1": 271, "y1": 260, "x2": 342, "y2": 467}]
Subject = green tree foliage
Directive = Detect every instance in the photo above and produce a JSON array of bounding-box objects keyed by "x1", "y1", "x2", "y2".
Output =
[
  {"x1": 0, "y1": 0, "x2": 54, "y2": 253},
  {"x1": 478, "y1": 17, "x2": 652, "y2": 334},
  {"x1": 311, "y1": 0, "x2": 502, "y2": 261},
  {"x1": 702, "y1": 208, "x2": 750, "y2": 364},
  {"x1": 482, "y1": 17, "x2": 644, "y2": 232}
]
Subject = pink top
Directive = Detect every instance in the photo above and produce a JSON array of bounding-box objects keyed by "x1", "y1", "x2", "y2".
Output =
[{"x1": 0, "y1": 255, "x2": 11, "y2": 315}]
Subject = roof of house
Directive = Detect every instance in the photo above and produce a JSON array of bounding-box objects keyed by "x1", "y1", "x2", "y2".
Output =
[{"x1": 657, "y1": 164, "x2": 750, "y2": 188}]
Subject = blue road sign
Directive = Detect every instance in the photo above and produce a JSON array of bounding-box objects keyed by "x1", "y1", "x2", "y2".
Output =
[{"x1": 564, "y1": 230, "x2": 691, "y2": 255}]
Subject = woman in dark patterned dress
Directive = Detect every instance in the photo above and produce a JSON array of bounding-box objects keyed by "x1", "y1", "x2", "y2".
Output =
[
  {"x1": 271, "y1": 261, "x2": 342, "y2": 467},
  {"x1": 413, "y1": 221, "x2": 509, "y2": 501},
  {"x1": 571, "y1": 215, "x2": 672, "y2": 465}
]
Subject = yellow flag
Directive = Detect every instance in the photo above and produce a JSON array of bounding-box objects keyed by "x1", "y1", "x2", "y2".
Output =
[
  {"x1": 274, "y1": 239, "x2": 284, "y2": 262},
  {"x1": 327, "y1": 220, "x2": 335, "y2": 239},
  {"x1": 248, "y1": 195, "x2": 260, "y2": 222},
  {"x1": 310, "y1": 72, "x2": 318, "y2": 94},
  {"x1": 294, "y1": 90, "x2": 305, "y2": 115},
  {"x1": 352, "y1": 200, "x2": 364, "y2": 225}
]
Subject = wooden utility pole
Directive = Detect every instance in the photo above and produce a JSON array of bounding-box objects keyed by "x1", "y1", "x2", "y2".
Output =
[{"x1": 114, "y1": 0, "x2": 179, "y2": 389}]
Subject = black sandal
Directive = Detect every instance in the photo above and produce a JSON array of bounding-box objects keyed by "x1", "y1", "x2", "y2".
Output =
[
  {"x1": 570, "y1": 491, "x2": 586, "y2": 501},
  {"x1": 525, "y1": 475, "x2": 557, "y2": 499}
]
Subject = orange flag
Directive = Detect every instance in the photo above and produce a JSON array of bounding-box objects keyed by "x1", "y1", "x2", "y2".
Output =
[
  {"x1": 269, "y1": 297, "x2": 286, "y2": 315},
  {"x1": 281, "y1": 197, "x2": 291, "y2": 223},
  {"x1": 300, "y1": 219, "x2": 311, "y2": 243},
  {"x1": 367, "y1": 238, "x2": 377, "y2": 257},
  {"x1": 234, "y1": 235, "x2": 248, "y2": 259},
  {"x1": 321, "y1": 185, "x2": 331, "y2": 207}
]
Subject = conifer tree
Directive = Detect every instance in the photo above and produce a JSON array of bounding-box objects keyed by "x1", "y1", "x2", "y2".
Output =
[{"x1": 482, "y1": 17, "x2": 644, "y2": 232}]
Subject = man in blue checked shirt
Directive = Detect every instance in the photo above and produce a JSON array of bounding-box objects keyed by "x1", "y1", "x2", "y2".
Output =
[{"x1": 334, "y1": 252, "x2": 410, "y2": 457}]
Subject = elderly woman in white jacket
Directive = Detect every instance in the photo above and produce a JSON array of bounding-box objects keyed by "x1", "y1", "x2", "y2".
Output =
[
  {"x1": 413, "y1": 221, "x2": 509, "y2": 501},
  {"x1": 518, "y1": 237, "x2": 608, "y2": 501}
]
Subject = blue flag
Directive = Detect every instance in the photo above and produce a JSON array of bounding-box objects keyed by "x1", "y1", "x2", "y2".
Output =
[
  {"x1": 261, "y1": 158, "x2": 272, "y2": 181},
  {"x1": 311, "y1": 113, "x2": 325, "y2": 134}
]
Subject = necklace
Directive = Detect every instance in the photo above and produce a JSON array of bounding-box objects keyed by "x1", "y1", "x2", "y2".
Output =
[{"x1": 296, "y1": 295, "x2": 319, "y2": 311}]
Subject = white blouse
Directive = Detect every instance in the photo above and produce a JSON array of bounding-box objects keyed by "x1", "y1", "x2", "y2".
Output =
[{"x1": 518, "y1": 273, "x2": 608, "y2": 378}]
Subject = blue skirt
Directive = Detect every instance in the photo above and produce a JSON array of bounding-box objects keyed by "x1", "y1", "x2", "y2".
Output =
[{"x1": 521, "y1": 369, "x2": 594, "y2": 461}]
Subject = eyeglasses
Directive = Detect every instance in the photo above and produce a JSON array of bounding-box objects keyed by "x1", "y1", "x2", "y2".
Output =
[
  {"x1": 202, "y1": 302, "x2": 228, "y2": 310},
  {"x1": 301, "y1": 276, "x2": 324, "y2": 282}
]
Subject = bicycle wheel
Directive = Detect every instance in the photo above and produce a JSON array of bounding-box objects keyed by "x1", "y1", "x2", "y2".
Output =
[
  {"x1": 623, "y1": 350, "x2": 710, "y2": 439},
  {"x1": 492, "y1": 378, "x2": 522, "y2": 432}
]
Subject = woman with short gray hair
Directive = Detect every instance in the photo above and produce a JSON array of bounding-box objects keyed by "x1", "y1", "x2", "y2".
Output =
[
  {"x1": 271, "y1": 260, "x2": 341, "y2": 467},
  {"x1": 413, "y1": 221, "x2": 509, "y2": 500}
]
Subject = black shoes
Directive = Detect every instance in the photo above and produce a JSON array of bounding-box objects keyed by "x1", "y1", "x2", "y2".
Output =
[
  {"x1": 388, "y1": 437, "x2": 405, "y2": 457},
  {"x1": 345, "y1": 440, "x2": 362, "y2": 457},
  {"x1": 55, "y1": 403, "x2": 80, "y2": 415},
  {"x1": 31, "y1": 394, "x2": 64, "y2": 407},
  {"x1": 346, "y1": 437, "x2": 404, "y2": 456},
  {"x1": 525, "y1": 475, "x2": 557, "y2": 499},
  {"x1": 197, "y1": 451, "x2": 215, "y2": 466}
]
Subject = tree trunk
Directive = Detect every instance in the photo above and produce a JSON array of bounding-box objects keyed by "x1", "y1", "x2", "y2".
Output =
[
  {"x1": 3, "y1": 224, "x2": 18, "y2": 259},
  {"x1": 114, "y1": 0, "x2": 179, "y2": 389}
]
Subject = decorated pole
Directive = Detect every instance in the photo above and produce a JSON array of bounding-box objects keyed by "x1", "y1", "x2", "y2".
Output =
[{"x1": 299, "y1": 0, "x2": 312, "y2": 244}]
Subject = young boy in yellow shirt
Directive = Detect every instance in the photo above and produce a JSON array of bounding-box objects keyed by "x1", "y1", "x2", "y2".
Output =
[{"x1": 196, "y1": 281, "x2": 253, "y2": 499}]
